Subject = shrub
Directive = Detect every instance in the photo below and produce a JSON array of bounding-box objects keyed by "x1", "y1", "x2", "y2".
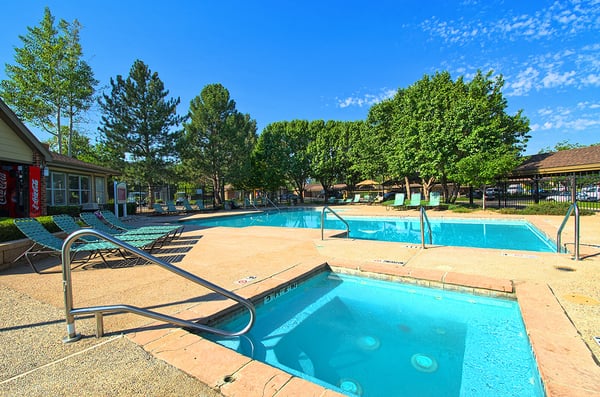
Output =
[
  {"x1": 0, "y1": 215, "x2": 60, "y2": 243},
  {"x1": 47, "y1": 205, "x2": 81, "y2": 217}
]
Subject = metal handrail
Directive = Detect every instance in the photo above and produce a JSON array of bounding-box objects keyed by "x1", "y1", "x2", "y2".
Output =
[
  {"x1": 265, "y1": 196, "x2": 281, "y2": 212},
  {"x1": 61, "y1": 229, "x2": 256, "y2": 343},
  {"x1": 419, "y1": 206, "x2": 433, "y2": 248},
  {"x1": 321, "y1": 206, "x2": 350, "y2": 240},
  {"x1": 557, "y1": 203, "x2": 580, "y2": 260}
]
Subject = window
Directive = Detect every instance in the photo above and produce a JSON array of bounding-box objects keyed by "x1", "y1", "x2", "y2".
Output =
[
  {"x1": 48, "y1": 172, "x2": 66, "y2": 205},
  {"x1": 68, "y1": 175, "x2": 90, "y2": 205},
  {"x1": 46, "y1": 172, "x2": 91, "y2": 206},
  {"x1": 95, "y1": 177, "x2": 106, "y2": 204}
]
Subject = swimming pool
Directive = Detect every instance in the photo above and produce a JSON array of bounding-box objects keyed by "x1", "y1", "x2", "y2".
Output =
[
  {"x1": 183, "y1": 209, "x2": 556, "y2": 252},
  {"x1": 204, "y1": 271, "x2": 545, "y2": 396}
]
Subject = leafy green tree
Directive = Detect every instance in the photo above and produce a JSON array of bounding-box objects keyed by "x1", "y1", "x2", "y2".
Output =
[
  {"x1": 381, "y1": 70, "x2": 529, "y2": 203},
  {"x1": 254, "y1": 120, "x2": 313, "y2": 200},
  {"x1": 538, "y1": 140, "x2": 587, "y2": 153},
  {"x1": 308, "y1": 120, "x2": 349, "y2": 199},
  {"x1": 0, "y1": 7, "x2": 97, "y2": 155},
  {"x1": 98, "y1": 59, "x2": 183, "y2": 205},
  {"x1": 181, "y1": 83, "x2": 257, "y2": 204}
]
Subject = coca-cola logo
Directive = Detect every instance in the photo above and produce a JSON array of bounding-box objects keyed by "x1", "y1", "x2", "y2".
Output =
[
  {"x1": 31, "y1": 178, "x2": 39, "y2": 211},
  {"x1": 0, "y1": 172, "x2": 7, "y2": 205}
]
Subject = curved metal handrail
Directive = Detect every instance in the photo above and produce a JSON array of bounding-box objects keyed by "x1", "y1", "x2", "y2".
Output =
[
  {"x1": 557, "y1": 203, "x2": 580, "y2": 260},
  {"x1": 265, "y1": 196, "x2": 281, "y2": 212},
  {"x1": 321, "y1": 206, "x2": 350, "y2": 240},
  {"x1": 61, "y1": 229, "x2": 256, "y2": 343},
  {"x1": 419, "y1": 206, "x2": 433, "y2": 248}
]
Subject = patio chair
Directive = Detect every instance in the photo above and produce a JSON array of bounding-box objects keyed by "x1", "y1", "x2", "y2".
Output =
[
  {"x1": 407, "y1": 192, "x2": 422, "y2": 209},
  {"x1": 390, "y1": 193, "x2": 406, "y2": 210},
  {"x1": 426, "y1": 192, "x2": 441, "y2": 209},
  {"x1": 79, "y1": 213, "x2": 175, "y2": 248},
  {"x1": 99, "y1": 210, "x2": 183, "y2": 238},
  {"x1": 166, "y1": 201, "x2": 182, "y2": 214},
  {"x1": 351, "y1": 193, "x2": 361, "y2": 204},
  {"x1": 181, "y1": 199, "x2": 196, "y2": 212},
  {"x1": 13, "y1": 218, "x2": 122, "y2": 273},
  {"x1": 153, "y1": 203, "x2": 168, "y2": 215}
]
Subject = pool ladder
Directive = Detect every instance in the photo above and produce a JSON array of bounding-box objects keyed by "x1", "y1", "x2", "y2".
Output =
[
  {"x1": 60, "y1": 229, "x2": 256, "y2": 343},
  {"x1": 321, "y1": 206, "x2": 350, "y2": 240},
  {"x1": 420, "y1": 206, "x2": 433, "y2": 248},
  {"x1": 557, "y1": 202, "x2": 580, "y2": 260}
]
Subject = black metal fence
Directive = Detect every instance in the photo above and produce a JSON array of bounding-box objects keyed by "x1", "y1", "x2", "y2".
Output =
[{"x1": 479, "y1": 173, "x2": 600, "y2": 211}]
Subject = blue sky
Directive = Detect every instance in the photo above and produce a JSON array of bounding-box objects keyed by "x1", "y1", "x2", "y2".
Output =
[{"x1": 1, "y1": 0, "x2": 599, "y2": 155}]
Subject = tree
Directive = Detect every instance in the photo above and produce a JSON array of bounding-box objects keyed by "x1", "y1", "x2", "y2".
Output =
[
  {"x1": 98, "y1": 60, "x2": 183, "y2": 205},
  {"x1": 181, "y1": 84, "x2": 257, "y2": 204},
  {"x1": 380, "y1": 70, "x2": 529, "y2": 203},
  {"x1": 308, "y1": 120, "x2": 349, "y2": 199},
  {"x1": 0, "y1": 7, "x2": 97, "y2": 155},
  {"x1": 254, "y1": 120, "x2": 313, "y2": 200}
]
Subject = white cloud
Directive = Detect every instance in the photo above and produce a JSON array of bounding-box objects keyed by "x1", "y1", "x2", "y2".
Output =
[
  {"x1": 421, "y1": 0, "x2": 600, "y2": 45},
  {"x1": 506, "y1": 67, "x2": 540, "y2": 95},
  {"x1": 541, "y1": 70, "x2": 576, "y2": 88},
  {"x1": 337, "y1": 89, "x2": 396, "y2": 109},
  {"x1": 582, "y1": 74, "x2": 600, "y2": 85}
]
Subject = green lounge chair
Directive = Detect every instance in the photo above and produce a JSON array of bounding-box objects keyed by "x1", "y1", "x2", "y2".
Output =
[
  {"x1": 426, "y1": 192, "x2": 441, "y2": 209},
  {"x1": 13, "y1": 218, "x2": 129, "y2": 273},
  {"x1": 351, "y1": 193, "x2": 361, "y2": 204},
  {"x1": 79, "y1": 213, "x2": 174, "y2": 248},
  {"x1": 390, "y1": 193, "x2": 405, "y2": 210},
  {"x1": 153, "y1": 203, "x2": 168, "y2": 215},
  {"x1": 99, "y1": 211, "x2": 183, "y2": 237},
  {"x1": 407, "y1": 192, "x2": 422, "y2": 209},
  {"x1": 166, "y1": 201, "x2": 182, "y2": 214}
]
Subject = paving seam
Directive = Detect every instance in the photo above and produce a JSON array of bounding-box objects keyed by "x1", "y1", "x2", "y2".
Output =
[{"x1": 0, "y1": 334, "x2": 124, "y2": 385}]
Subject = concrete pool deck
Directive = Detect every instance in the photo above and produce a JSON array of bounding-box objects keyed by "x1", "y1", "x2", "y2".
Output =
[{"x1": 1, "y1": 205, "x2": 599, "y2": 396}]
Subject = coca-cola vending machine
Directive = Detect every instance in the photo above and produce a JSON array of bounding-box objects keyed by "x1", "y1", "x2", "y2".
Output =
[{"x1": 0, "y1": 165, "x2": 19, "y2": 218}]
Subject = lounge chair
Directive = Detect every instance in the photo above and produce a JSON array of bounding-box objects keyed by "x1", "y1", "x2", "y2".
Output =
[
  {"x1": 390, "y1": 193, "x2": 405, "y2": 210},
  {"x1": 166, "y1": 201, "x2": 182, "y2": 214},
  {"x1": 407, "y1": 192, "x2": 422, "y2": 209},
  {"x1": 153, "y1": 203, "x2": 168, "y2": 215},
  {"x1": 13, "y1": 218, "x2": 125, "y2": 273},
  {"x1": 99, "y1": 211, "x2": 182, "y2": 238},
  {"x1": 181, "y1": 199, "x2": 196, "y2": 212},
  {"x1": 351, "y1": 193, "x2": 361, "y2": 204},
  {"x1": 426, "y1": 192, "x2": 441, "y2": 209},
  {"x1": 79, "y1": 213, "x2": 176, "y2": 248}
]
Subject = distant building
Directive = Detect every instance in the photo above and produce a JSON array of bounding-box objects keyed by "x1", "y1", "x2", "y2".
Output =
[{"x1": 0, "y1": 98, "x2": 119, "y2": 217}]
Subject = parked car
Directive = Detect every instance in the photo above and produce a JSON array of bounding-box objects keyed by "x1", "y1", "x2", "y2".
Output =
[
  {"x1": 485, "y1": 187, "x2": 499, "y2": 199},
  {"x1": 579, "y1": 186, "x2": 600, "y2": 201},
  {"x1": 545, "y1": 191, "x2": 572, "y2": 202},
  {"x1": 506, "y1": 184, "x2": 524, "y2": 195},
  {"x1": 279, "y1": 193, "x2": 299, "y2": 201}
]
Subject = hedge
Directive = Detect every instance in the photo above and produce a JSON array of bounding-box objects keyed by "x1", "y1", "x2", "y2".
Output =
[{"x1": 0, "y1": 216, "x2": 60, "y2": 243}]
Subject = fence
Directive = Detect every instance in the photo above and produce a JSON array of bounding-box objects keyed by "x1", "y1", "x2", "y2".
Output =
[{"x1": 477, "y1": 174, "x2": 600, "y2": 211}]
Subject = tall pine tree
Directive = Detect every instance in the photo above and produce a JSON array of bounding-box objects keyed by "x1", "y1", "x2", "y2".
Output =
[{"x1": 98, "y1": 60, "x2": 183, "y2": 205}]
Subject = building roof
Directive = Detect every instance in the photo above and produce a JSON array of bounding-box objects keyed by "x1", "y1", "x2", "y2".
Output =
[
  {"x1": 0, "y1": 98, "x2": 52, "y2": 162},
  {"x1": 1, "y1": 97, "x2": 119, "y2": 176},
  {"x1": 49, "y1": 151, "x2": 120, "y2": 176},
  {"x1": 514, "y1": 146, "x2": 600, "y2": 176}
]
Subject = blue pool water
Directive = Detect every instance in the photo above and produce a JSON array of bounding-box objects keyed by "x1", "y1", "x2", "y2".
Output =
[
  {"x1": 204, "y1": 272, "x2": 545, "y2": 396},
  {"x1": 183, "y1": 209, "x2": 556, "y2": 252}
]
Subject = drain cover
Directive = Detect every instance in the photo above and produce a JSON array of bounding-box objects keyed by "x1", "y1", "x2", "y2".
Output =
[
  {"x1": 411, "y1": 353, "x2": 439, "y2": 373},
  {"x1": 339, "y1": 378, "x2": 362, "y2": 395}
]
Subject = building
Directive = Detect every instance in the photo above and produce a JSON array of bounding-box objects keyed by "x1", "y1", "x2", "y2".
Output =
[{"x1": 0, "y1": 98, "x2": 119, "y2": 217}]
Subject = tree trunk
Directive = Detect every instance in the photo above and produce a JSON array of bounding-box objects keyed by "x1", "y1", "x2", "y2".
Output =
[
  {"x1": 404, "y1": 176, "x2": 411, "y2": 198},
  {"x1": 56, "y1": 107, "x2": 62, "y2": 154}
]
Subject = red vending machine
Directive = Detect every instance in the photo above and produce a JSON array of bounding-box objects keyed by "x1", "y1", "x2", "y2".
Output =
[{"x1": 0, "y1": 166, "x2": 19, "y2": 218}]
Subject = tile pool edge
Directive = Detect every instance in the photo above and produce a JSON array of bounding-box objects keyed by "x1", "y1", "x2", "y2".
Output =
[{"x1": 128, "y1": 261, "x2": 600, "y2": 397}]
